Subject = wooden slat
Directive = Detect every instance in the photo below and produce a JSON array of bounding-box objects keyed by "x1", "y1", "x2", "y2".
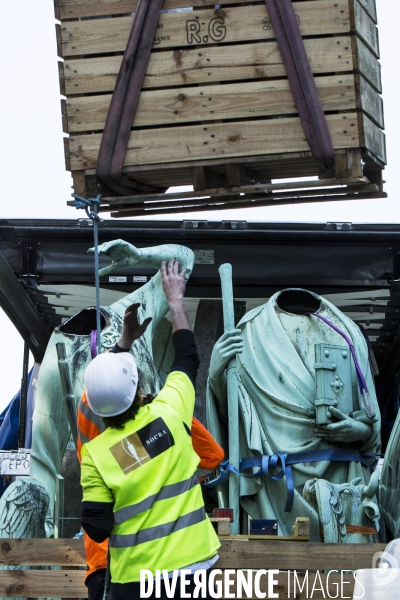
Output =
[
  {"x1": 360, "y1": 113, "x2": 386, "y2": 165},
  {"x1": 63, "y1": 35, "x2": 354, "y2": 95},
  {"x1": 58, "y1": 61, "x2": 66, "y2": 96},
  {"x1": 350, "y1": 0, "x2": 379, "y2": 57},
  {"x1": 216, "y1": 540, "x2": 385, "y2": 570},
  {"x1": 65, "y1": 75, "x2": 356, "y2": 132},
  {"x1": 110, "y1": 190, "x2": 386, "y2": 217},
  {"x1": 0, "y1": 539, "x2": 85, "y2": 566},
  {"x1": 357, "y1": 0, "x2": 377, "y2": 23},
  {"x1": 58, "y1": 0, "x2": 323, "y2": 20},
  {"x1": 357, "y1": 74, "x2": 384, "y2": 129},
  {"x1": 59, "y1": 1, "x2": 351, "y2": 57},
  {"x1": 96, "y1": 177, "x2": 370, "y2": 207},
  {"x1": 353, "y1": 36, "x2": 382, "y2": 93},
  {"x1": 104, "y1": 184, "x2": 382, "y2": 216},
  {"x1": 0, "y1": 568, "x2": 366, "y2": 599},
  {"x1": 0, "y1": 570, "x2": 87, "y2": 598},
  {"x1": 68, "y1": 112, "x2": 360, "y2": 170}
]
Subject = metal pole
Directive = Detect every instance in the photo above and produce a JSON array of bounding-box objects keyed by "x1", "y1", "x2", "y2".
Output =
[
  {"x1": 18, "y1": 338, "x2": 30, "y2": 449},
  {"x1": 218, "y1": 263, "x2": 240, "y2": 534}
]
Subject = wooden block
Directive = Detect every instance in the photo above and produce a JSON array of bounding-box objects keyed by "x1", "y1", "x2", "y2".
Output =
[
  {"x1": 192, "y1": 166, "x2": 226, "y2": 190},
  {"x1": 55, "y1": 23, "x2": 62, "y2": 58},
  {"x1": 63, "y1": 36, "x2": 354, "y2": 95},
  {"x1": 210, "y1": 517, "x2": 231, "y2": 536},
  {"x1": 59, "y1": 1, "x2": 351, "y2": 58},
  {"x1": 63, "y1": 137, "x2": 71, "y2": 171},
  {"x1": 292, "y1": 517, "x2": 310, "y2": 537},
  {"x1": 54, "y1": 0, "x2": 61, "y2": 21},
  {"x1": 226, "y1": 164, "x2": 269, "y2": 186},
  {"x1": 357, "y1": 74, "x2": 384, "y2": 129},
  {"x1": 350, "y1": 0, "x2": 379, "y2": 58},
  {"x1": 360, "y1": 113, "x2": 386, "y2": 165},
  {"x1": 58, "y1": 61, "x2": 65, "y2": 96},
  {"x1": 60, "y1": 99, "x2": 68, "y2": 134},
  {"x1": 69, "y1": 112, "x2": 360, "y2": 170},
  {"x1": 335, "y1": 148, "x2": 363, "y2": 179},
  {"x1": 357, "y1": 0, "x2": 377, "y2": 23},
  {"x1": 353, "y1": 36, "x2": 382, "y2": 93},
  {"x1": 64, "y1": 75, "x2": 357, "y2": 132},
  {"x1": 72, "y1": 170, "x2": 87, "y2": 197}
]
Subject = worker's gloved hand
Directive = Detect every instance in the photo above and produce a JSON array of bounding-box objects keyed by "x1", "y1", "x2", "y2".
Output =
[
  {"x1": 89, "y1": 239, "x2": 142, "y2": 276},
  {"x1": 118, "y1": 303, "x2": 152, "y2": 349},
  {"x1": 209, "y1": 329, "x2": 244, "y2": 381},
  {"x1": 314, "y1": 406, "x2": 372, "y2": 443}
]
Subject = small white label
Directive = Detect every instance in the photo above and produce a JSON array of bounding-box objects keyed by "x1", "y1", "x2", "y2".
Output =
[
  {"x1": 194, "y1": 250, "x2": 214, "y2": 264},
  {"x1": 133, "y1": 276, "x2": 148, "y2": 283},
  {"x1": 109, "y1": 276, "x2": 127, "y2": 283}
]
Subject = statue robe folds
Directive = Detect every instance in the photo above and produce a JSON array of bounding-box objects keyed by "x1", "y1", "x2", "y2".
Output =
[{"x1": 207, "y1": 289, "x2": 381, "y2": 541}]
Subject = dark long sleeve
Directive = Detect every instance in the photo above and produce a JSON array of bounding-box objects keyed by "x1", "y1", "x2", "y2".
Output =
[
  {"x1": 81, "y1": 501, "x2": 114, "y2": 543},
  {"x1": 170, "y1": 329, "x2": 199, "y2": 386}
]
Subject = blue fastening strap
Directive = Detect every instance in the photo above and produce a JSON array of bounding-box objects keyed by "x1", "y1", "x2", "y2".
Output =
[{"x1": 205, "y1": 448, "x2": 376, "y2": 513}]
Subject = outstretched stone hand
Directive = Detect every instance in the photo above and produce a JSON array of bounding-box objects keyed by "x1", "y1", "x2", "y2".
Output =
[
  {"x1": 314, "y1": 406, "x2": 373, "y2": 443},
  {"x1": 88, "y1": 239, "x2": 142, "y2": 277},
  {"x1": 209, "y1": 329, "x2": 244, "y2": 381},
  {"x1": 117, "y1": 303, "x2": 152, "y2": 349}
]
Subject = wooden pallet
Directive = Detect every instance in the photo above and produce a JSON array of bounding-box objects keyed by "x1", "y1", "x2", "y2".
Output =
[
  {"x1": 0, "y1": 537, "x2": 386, "y2": 598},
  {"x1": 56, "y1": 0, "x2": 386, "y2": 215}
]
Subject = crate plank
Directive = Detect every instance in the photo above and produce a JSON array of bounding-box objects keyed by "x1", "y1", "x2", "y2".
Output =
[
  {"x1": 58, "y1": 0, "x2": 323, "y2": 20},
  {"x1": 350, "y1": 0, "x2": 379, "y2": 57},
  {"x1": 65, "y1": 75, "x2": 356, "y2": 132},
  {"x1": 357, "y1": 75, "x2": 384, "y2": 129},
  {"x1": 0, "y1": 570, "x2": 87, "y2": 598},
  {"x1": 360, "y1": 113, "x2": 386, "y2": 165},
  {"x1": 0, "y1": 569, "x2": 360, "y2": 599},
  {"x1": 0, "y1": 539, "x2": 85, "y2": 566},
  {"x1": 216, "y1": 540, "x2": 385, "y2": 570},
  {"x1": 353, "y1": 36, "x2": 382, "y2": 93},
  {"x1": 64, "y1": 35, "x2": 354, "y2": 95},
  {"x1": 110, "y1": 190, "x2": 385, "y2": 217},
  {"x1": 68, "y1": 112, "x2": 360, "y2": 170},
  {"x1": 59, "y1": 1, "x2": 351, "y2": 57}
]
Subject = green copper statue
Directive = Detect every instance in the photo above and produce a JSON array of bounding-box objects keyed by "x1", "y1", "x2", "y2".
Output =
[
  {"x1": 207, "y1": 288, "x2": 381, "y2": 542},
  {"x1": 0, "y1": 241, "x2": 194, "y2": 538}
]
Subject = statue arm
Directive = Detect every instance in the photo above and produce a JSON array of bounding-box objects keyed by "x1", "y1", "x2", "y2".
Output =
[{"x1": 93, "y1": 240, "x2": 194, "y2": 329}]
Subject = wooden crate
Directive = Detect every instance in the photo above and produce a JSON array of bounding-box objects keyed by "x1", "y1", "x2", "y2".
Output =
[{"x1": 56, "y1": 0, "x2": 386, "y2": 216}]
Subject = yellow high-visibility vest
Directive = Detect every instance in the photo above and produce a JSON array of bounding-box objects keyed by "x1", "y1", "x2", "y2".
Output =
[{"x1": 81, "y1": 371, "x2": 220, "y2": 583}]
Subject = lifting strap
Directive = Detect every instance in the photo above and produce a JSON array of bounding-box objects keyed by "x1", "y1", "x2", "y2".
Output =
[
  {"x1": 97, "y1": 0, "x2": 335, "y2": 196},
  {"x1": 205, "y1": 449, "x2": 376, "y2": 513},
  {"x1": 264, "y1": 0, "x2": 335, "y2": 176},
  {"x1": 96, "y1": 0, "x2": 167, "y2": 196}
]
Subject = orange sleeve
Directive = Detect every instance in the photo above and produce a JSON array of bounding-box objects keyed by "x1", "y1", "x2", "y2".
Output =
[
  {"x1": 77, "y1": 392, "x2": 101, "y2": 462},
  {"x1": 191, "y1": 416, "x2": 224, "y2": 470}
]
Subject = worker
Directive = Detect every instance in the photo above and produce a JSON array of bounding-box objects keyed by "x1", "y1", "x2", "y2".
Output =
[
  {"x1": 80, "y1": 260, "x2": 221, "y2": 600},
  {"x1": 77, "y1": 307, "x2": 224, "y2": 600}
]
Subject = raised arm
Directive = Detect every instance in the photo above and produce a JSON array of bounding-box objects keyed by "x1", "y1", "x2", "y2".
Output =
[{"x1": 90, "y1": 240, "x2": 194, "y2": 331}]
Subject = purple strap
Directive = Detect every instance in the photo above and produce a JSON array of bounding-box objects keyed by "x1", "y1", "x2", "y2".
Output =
[
  {"x1": 90, "y1": 330, "x2": 97, "y2": 359},
  {"x1": 311, "y1": 313, "x2": 376, "y2": 419},
  {"x1": 264, "y1": 0, "x2": 335, "y2": 176}
]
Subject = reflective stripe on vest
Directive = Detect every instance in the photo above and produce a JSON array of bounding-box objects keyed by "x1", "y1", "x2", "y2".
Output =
[
  {"x1": 109, "y1": 506, "x2": 206, "y2": 548},
  {"x1": 114, "y1": 473, "x2": 199, "y2": 525}
]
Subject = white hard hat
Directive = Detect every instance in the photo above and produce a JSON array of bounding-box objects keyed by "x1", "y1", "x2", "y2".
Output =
[{"x1": 84, "y1": 352, "x2": 139, "y2": 417}]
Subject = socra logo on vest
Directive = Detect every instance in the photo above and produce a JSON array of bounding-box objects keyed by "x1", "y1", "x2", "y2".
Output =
[{"x1": 110, "y1": 417, "x2": 175, "y2": 474}]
